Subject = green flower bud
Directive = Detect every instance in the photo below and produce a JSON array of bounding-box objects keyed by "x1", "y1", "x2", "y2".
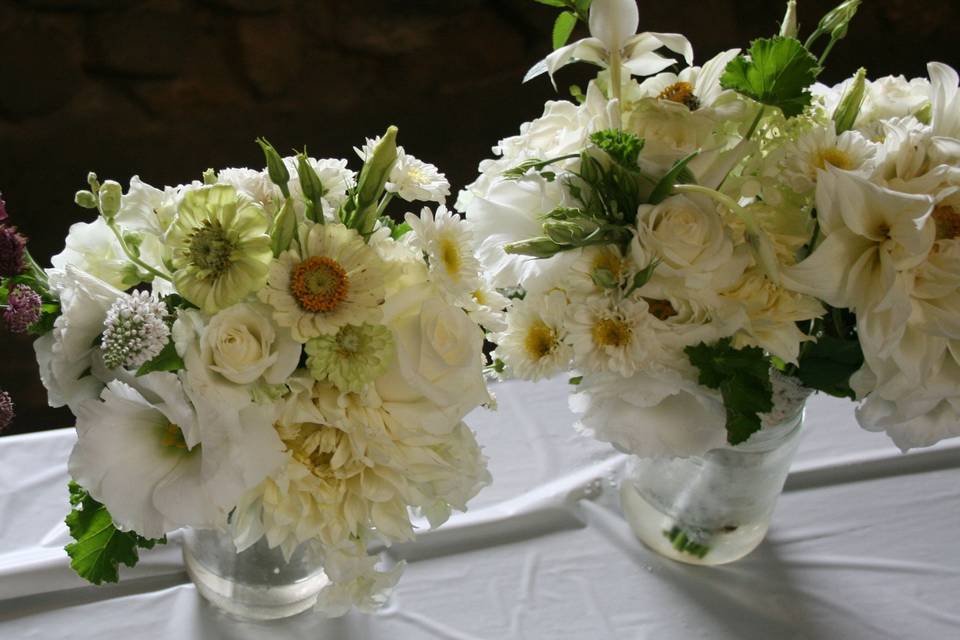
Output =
[
  {"x1": 543, "y1": 218, "x2": 599, "y2": 245},
  {"x1": 98, "y1": 180, "x2": 123, "y2": 220},
  {"x1": 87, "y1": 172, "x2": 100, "y2": 192},
  {"x1": 816, "y1": 0, "x2": 860, "y2": 42},
  {"x1": 74, "y1": 190, "x2": 98, "y2": 209},
  {"x1": 296, "y1": 153, "x2": 326, "y2": 223},
  {"x1": 779, "y1": 0, "x2": 798, "y2": 39},
  {"x1": 352, "y1": 126, "x2": 399, "y2": 236},
  {"x1": 503, "y1": 237, "x2": 564, "y2": 259},
  {"x1": 256, "y1": 137, "x2": 290, "y2": 198},
  {"x1": 271, "y1": 198, "x2": 297, "y2": 257},
  {"x1": 122, "y1": 231, "x2": 143, "y2": 258},
  {"x1": 833, "y1": 67, "x2": 867, "y2": 134},
  {"x1": 591, "y1": 267, "x2": 617, "y2": 289}
]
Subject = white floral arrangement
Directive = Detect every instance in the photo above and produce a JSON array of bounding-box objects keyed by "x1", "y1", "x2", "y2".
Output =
[
  {"x1": 461, "y1": 0, "x2": 960, "y2": 459},
  {"x1": 27, "y1": 128, "x2": 503, "y2": 615}
]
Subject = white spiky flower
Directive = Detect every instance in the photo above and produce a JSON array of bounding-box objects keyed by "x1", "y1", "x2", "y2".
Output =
[
  {"x1": 101, "y1": 290, "x2": 170, "y2": 370},
  {"x1": 387, "y1": 151, "x2": 450, "y2": 203}
]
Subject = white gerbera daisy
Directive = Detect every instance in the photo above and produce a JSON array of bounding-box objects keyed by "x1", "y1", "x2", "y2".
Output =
[
  {"x1": 260, "y1": 223, "x2": 387, "y2": 342},
  {"x1": 387, "y1": 151, "x2": 450, "y2": 203},
  {"x1": 404, "y1": 206, "x2": 482, "y2": 300},
  {"x1": 781, "y1": 125, "x2": 880, "y2": 193},
  {"x1": 495, "y1": 291, "x2": 572, "y2": 381}
]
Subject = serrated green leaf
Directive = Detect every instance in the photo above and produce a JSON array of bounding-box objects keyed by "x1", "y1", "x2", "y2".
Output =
[
  {"x1": 64, "y1": 482, "x2": 165, "y2": 585},
  {"x1": 686, "y1": 338, "x2": 773, "y2": 445},
  {"x1": 136, "y1": 341, "x2": 184, "y2": 376},
  {"x1": 795, "y1": 334, "x2": 863, "y2": 399},
  {"x1": 590, "y1": 129, "x2": 645, "y2": 170},
  {"x1": 553, "y1": 11, "x2": 577, "y2": 49},
  {"x1": 720, "y1": 36, "x2": 820, "y2": 118}
]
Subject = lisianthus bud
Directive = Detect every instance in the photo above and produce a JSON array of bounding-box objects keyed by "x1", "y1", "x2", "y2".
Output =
[
  {"x1": 3, "y1": 284, "x2": 42, "y2": 333},
  {"x1": 817, "y1": 0, "x2": 861, "y2": 41},
  {"x1": 0, "y1": 225, "x2": 27, "y2": 276},
  {"x1": 543, "y1": 218, "x2": 599, "y2": 245},
  {"x1": 98, "y1": 180, "x2": 123, "y2": 220},
  {"x1": 256, "y1": 138, "x2": 291, "y2": 198},
  {"x1": 353, "y1": 126, "x2": 399, "y2": 235},
  {"x1": 0, "y1": 390, "x2": 13, "y2": 431},
  {"x1": 270, "y1": 198, "x2": 297, "y2": 257},
  {"x1": 833, "y1": 67, "x2": 867, "y2": 134},
  {"x1": 780, "y1": 0, "x2": 798, "y2": 38},
  {"x1": 296, "y1": 154, "x2": 326, "y2": 223},
  {"x1": 504, "y1": 237, "x2": 564, "y2": 259}
]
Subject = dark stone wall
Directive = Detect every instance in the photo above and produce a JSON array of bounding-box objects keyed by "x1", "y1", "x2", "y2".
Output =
[{"x1": 1, "y1": 0, "x2": 957, "y2": 435}]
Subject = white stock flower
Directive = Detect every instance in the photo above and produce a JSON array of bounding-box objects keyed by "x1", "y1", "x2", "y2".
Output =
[
  {"x1": 495, "y1": 291, "x2": 572, "y2": 381},
  {"x1": 404, "y1": 205, "x2": 482, "y2": 301}
]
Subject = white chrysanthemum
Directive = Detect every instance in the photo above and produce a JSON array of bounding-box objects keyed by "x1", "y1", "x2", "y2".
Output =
[
  {"x1": 260, "y1": 223, "x2": 387, "y2": 342},
  {"x1": 463, "y1": 284, "x2": 510, "y2": 333},
  {"x1": 781, "y1": 125, "x2": 880, "y2": 193},
  {"x1": 101, "y1": 290, "x2": 170, "y2": 370},
  {"x1": 495, "y1": 291, "x2": 572, "y2": 381},
  {"x1": 404, "y1": 206, "x2": 483, "y2": 300},
  {"x1": 387, "y1": 151, "x2": 450, "y2": 203},
  {"x1": 566, "y1": 296, "x2": 654, "y2": 377},
  {"x1": 305, "y1": 323, "x2": 394, "y2": 393}
]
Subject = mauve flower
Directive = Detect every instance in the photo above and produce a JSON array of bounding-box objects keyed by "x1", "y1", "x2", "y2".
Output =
[
  {"x1": 0, "y1": 391, "x2": 13, "y2": 431},
  {"x1": 0, "y1": 195, "x2": 8, "y2": 221},
  {"x1": 4, "y1": 284, "x2": 42, "y2": 333},
  {"x1": 0, "y1": 225, "x2": 27, "y2": 277}
]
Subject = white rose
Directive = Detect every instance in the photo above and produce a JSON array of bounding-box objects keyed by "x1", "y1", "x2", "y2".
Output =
[
  {"x1": 634, "y1": 194, "x2": 742, "y2": 290},
  {"x1": 386, "y1": 285, "x2": 489, "y2": 418},
  {"x1": 202, "y1": 303, "x2": 300, "y2": 385}
]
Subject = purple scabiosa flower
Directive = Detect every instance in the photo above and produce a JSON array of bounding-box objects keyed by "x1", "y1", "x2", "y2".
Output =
[
  {"x1": 3, "y1": 284, "x2": 42, "y2": 333},
  {"x1": 0, "y1": 225, "x2": 27, "y2": 277},
  {"x1": 0, "y1": 391, "x2": 13, "y2": 432}
]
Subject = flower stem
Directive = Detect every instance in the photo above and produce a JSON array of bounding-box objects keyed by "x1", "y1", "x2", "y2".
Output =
[
  {"x1": 105, "y1": 219, "x2": 173, "y2": 283},
  {"x1": 376, "y1": 192, "x2": 395, "y2": 218},
  {"x1": 609, "y1": 47, "x2": 623, "y2": 127},
  {"x1": 745, "y1": 106, "x2": 766, "y2": 141}
]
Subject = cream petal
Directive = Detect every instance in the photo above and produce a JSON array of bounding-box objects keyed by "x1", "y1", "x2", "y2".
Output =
[{"x1": 589, "y1": 0, "x2": 639, "y2": 51}]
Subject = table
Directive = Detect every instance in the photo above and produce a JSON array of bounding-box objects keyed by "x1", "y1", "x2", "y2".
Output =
[{"x1": 1, "y1": 377, "x2": 958, "y2": 639}]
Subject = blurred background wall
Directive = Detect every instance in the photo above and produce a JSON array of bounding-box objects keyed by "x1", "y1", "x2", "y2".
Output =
[{"x1": 1, "y1": 0, "x2": 957, "y2": 435}]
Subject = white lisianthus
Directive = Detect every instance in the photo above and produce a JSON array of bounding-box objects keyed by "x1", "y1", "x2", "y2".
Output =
[
  {"x1": 34, "y1": 266, "x2": 124, "y2": 411},
  {"x1": 69, "y1": 372, "x2": 286, "y2": 539},
  {"x1": 50, "y1": 217, "x2": 140, "y2": 290},
  {"x1": 404, "y1": 205, "x2": 482, "y2": 301},
  {"x1": 571, "y1": 371, "x2": 727, "y2": 458},
  {"x1": 495, "y1": 291, "x2": 572, "y2": 381}
]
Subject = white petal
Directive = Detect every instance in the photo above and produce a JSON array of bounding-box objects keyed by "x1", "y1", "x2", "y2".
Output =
[{"x1": 589, "y1": 0, "x2": 638, "y2": 52}]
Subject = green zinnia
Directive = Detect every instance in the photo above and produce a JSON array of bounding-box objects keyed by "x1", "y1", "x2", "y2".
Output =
[
  {"x1": 305, "y1": 323, "x2": 394, "y2": 393},
  {"x1": 167, "y1": 185, "x2": 272, "y2": 313}
]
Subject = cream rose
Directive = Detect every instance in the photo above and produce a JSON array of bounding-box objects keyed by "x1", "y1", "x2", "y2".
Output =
[
  {"x1": 386, "y1": 285, "x2": 489, "y2": 417},
  {"x1": 201, "y1": 303, "x2": 300, "y2": 385}
]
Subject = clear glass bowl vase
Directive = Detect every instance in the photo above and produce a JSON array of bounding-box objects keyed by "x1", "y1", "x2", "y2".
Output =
[
  {"x1": 182, "y1": 527, "x2": 328, "y2": 620},
  {"x1": 620, "y1": 407, "x2": 804, "y2": 566}
]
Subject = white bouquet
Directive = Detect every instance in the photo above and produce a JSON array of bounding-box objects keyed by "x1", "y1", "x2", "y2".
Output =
[
  {"x1": 27, "y1": 128, "x2": 502, "y2": 614},
  {"x1": 461, "y1": 0, "x2": 960, "y2": 459}
]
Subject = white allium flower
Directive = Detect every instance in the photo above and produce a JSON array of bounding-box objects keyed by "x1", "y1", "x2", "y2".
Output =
[
  {"x1": 387, "y1": 151, "x2": 450, "y2": 203},
  {"x1": 101, "y1": 290, "x2": 170, "y2": 370},
  {"x1": 495, "y1": 291, "x2": 572, "y2": 381},
  {"x1": 404, "y1": 205, "x2": 482, "y2": 300}
]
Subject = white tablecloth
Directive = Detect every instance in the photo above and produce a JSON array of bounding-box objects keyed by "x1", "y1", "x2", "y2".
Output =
[{"x1": 1, "y1": 378, "x2": 958, "y2": 639}]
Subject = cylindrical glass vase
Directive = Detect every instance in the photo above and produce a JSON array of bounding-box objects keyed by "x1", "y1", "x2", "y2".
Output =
[
  {"x1": 182, "y1": 527, "x2": 328, "y2": 620},
  {"x1": 620, "y1": 407, "x2": 804, "y2": 565}
]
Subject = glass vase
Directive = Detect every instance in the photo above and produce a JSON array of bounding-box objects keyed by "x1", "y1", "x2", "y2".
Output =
[
  {"x1": 182, "y1": 527, "x2": 328, "y2": 620},
  {"x1": 619, "y1": 406, "x2": 804, "y2": 566}
]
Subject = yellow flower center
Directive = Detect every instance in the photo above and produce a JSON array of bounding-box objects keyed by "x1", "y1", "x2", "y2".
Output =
[
  {"x1": 440, "y1": 236, "x2": 463, "y2": 280},
  {"x1": 815, "y1": 148, "x2": 855, "y2": 171},
  {"x1": 188, "y1": 220, "x2": 235, "y2": 276},
  {"x1": 290, "y1": 256, "x2": 349, "y2": 313},
  {"x1": 524, "y1": 320, "x2": 558, "y2": 360},
  {"x1": 644, "y1": 298, "x2": 678, "y2": 321},
  {"x1": 591, "y1": 318, "x2": 631, "y2": 348},
  {"x1": 658, "y1": 82, "x2": 701, "y2": 110},
  {"x1": 160, "y1": 423, "x2": 188, "y2": 450},
  {"x1": 933, "y1": 206, "x2": 960, "y2": 240},
  {"x1": 592, "y1": 252, "x2": 622, "y2": 280}
]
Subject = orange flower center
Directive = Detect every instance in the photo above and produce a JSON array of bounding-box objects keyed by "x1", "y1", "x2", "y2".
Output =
[
  {"x1": 290, "y1": 256, "x2": 349, "y2": 313},
  {"x1": 658, "y1": 82, "x2": 700, "y2": 110},
  {"x1": 933, "y1": 206, "x2": 960, "y2": 241}
]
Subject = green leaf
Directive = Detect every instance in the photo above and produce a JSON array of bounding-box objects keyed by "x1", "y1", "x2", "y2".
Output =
[
  {"x1": 569, "y1": 375, "x2": 583, "y2": 385},
  {"x1": 624, "y1": 259, "x2": 660, "y2": 297},
  {"x1": 136, "y1": 341, "x2": 184, "y2": 376},
  {"x1": 65, "y1": 482, "x2": 165, "y2": 585},
  {"x1": 685, "y1": 338, "x2": 773, "y2": 445},
  {"x1": 720, "y1": 36, "x2": 820, "y2": 118},
  {"x1": 590, "y1": 129, "x2": 645, "y2": 170},
  {"x1": 390, "y1": 221, "x2": 412, "y2": 240},
  {"x1": 795, "y1": 334, "x2": 863, "y2": 399},
  {"x1": 648, "y1": 151, "x2": 699, "y2": 205},
  {"x1": 552, "y1": 11, "x2": 577, "y2": 49}
]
